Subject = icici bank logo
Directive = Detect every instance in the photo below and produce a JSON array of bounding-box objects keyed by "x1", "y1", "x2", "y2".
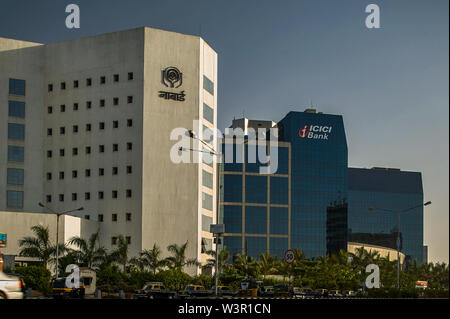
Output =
[
  {"x1": 299, "y1": 125, "x2": 310, "y2": 138},
  {"x1": 298, "y1": 125, "x2": 332, "y2": 140}
]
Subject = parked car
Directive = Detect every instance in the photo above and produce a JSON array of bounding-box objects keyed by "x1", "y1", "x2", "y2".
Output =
[
  {"x1": 328, "y1": 290, "x2": 343, "y2": 297},
  {"x1": 51, "y1": 277, "x2": 85, "y2": 299},
  {"x1": 0, "y1": 271, "x2": 23, "y2": 299},
  {"x1": 210, "y1": 285, "x2": 237, "y2": 297},
  {"x1": 313, "y1": 289, "x2": 328, "y2": 298},
  {"x1": 274, "y1": 284, "x2": 293, "y2": 297},
  {"x1": 179, "y1": 284, "x2": 210, "y2": 298},
  {"x1": 134, "y1": 282, "x2": 177, "y2": 299},
  {"x1": 238, "y1": 278, "x2": 264, "y2": 297},
  {"x1": 259, "y1": 286, "x2": 274, "y2": 297}
]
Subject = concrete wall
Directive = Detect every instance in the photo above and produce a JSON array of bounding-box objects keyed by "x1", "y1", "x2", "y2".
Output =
[{"x1": 0, "y1": 210, "x2": 98, "y2": 258}]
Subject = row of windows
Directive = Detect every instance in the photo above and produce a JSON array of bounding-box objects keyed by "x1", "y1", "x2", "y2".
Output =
[
  {"x1": 94, "y1": 212, "x2": 132, "y2": 222},
  {"x1": 48, "y1": 73, "x2": 134, "y2": 92},
  {"x1": 47, "y1": 96, "x2": 133, "y2": 113},
  {"x1": 45, "y1": 189, "x2": 132, "y2": 203},
  {"x1": 46, "y1": 143, "x2": 133, "y2": 158},
  {"x1": 46, "y1": 166, "x2": 132, "y2": 180},
  {"x1": 47, "y1": 119, "x2": 133, "y2": 135}
]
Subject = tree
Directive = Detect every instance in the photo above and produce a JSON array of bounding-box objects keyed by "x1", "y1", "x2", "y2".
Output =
[
  {"x1": 67, "y1": 230, "x2": 106, "y2": 269},
  {"x1": 204, "y1": 246, "x2": 231, "y2": 275},
  {"x1": 18, "y1": 225, "x2": 65, "y2": 269},
  {"x1": 165, "y1": 241, "x2": 200, "y2": 271},
  {"x1": 232, "y1": 254, "x2": 260, "y2": 278},
  {"x1": 138, "y1": 244, "x2": 167, "y2": 275},
  {"x1": 109, "y1": 235, "x2": 129, "y2": 272},
  {"x1": 258, "y1": 252, "x2": 277, "y2": 279}
]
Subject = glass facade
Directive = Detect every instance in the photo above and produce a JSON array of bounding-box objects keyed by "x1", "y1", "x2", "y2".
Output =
[
  {"x1": 278, "y1": 111, "x2": 348, "y2": 258},
  {"x1": 348, "y1": 168, "x2": 424, "y2": 263},
  {"x1": 221, "y1": 137, "x2": 290, "y2": 260}
]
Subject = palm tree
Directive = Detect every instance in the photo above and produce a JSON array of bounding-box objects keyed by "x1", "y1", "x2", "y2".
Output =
[
  {"x1": 109, "y1": 235, "x2": 129, "y2": 271},
  {"x1": 204, "y1": 246, "x2": 231, "y2": 274},
  {"x1": 165, "y1": 241, "x2": 200, "y2": 271},
  {"x1": 139, "y1": 244, "x2": 167, "y2": 275},
  {"x1": 258, "y1": 252, "x2": 277, "y2": 279},
  {"x1": 18, "y1": 225, "x2": 65, "y2": 269},
  {"x1": 67, "y1": 230, "x2": 106, "y2": 269},
  {"x1": 233, "y1": 254, "x2": 260, "y2": 278}
]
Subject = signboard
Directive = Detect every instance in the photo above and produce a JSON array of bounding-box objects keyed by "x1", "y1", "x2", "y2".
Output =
[
  {"x1": 284, "y1": 249, "x2": 296, "y2": 264},
  {"x1": 0, "y1": 233, "x2": 6, "y2": 247},
  {"x1": 415, "y1": 281, "x2": 428, "y2": 289},
  {"x1": 210, "y1": 224, "x2": 225, "y2": 235}
]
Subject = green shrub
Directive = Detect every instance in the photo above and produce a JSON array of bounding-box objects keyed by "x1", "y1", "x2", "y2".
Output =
[
  {"x1": 156, "y1": 269, "x2": 192, "y2": 291},
  {"x1": 15, "y1": 265, "x2": 52, "y2": 296}
]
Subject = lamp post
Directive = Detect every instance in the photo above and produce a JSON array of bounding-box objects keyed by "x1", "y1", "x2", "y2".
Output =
[
  {"x1": 181, "y1": 129, "x2": 224, "y2": 297},
  {"x1": 38, "y1": 202, "x2": 83, "y2": 278},
  {"x1": 368, "y1": 201, "x2": 431, "y2": 289}
]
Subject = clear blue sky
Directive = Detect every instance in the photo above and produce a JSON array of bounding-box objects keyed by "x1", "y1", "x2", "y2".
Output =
[{"x1": 1, "y1": 0, "x2": 448, "y2": 263}]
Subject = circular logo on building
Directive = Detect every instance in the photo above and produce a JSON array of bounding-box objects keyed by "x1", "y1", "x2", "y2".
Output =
[
  {"x1": 299, "y1": 125, "x2": 310, "y2": 138},
  {"x1": 162, "y1": 66, "x2": 183, "y2": 88},
  {"x1": 284, "y1": 249, "x2": 296, "y2": 264}
]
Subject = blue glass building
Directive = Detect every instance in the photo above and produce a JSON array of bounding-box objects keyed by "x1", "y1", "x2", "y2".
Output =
[
  {"x1": 348, "y1": 167, "x2": 424, "y2": 263},
  {"x1": 220, "y1": 110, "x2": 424, "y2": 263},
  {"x1": 220, "y1": 118, "x2": 291, "y2": 259}
]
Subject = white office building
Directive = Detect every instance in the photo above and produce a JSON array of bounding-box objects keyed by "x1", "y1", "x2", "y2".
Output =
[{"x1": 0, "y1": 27, "x2": 218, "y2": 275}]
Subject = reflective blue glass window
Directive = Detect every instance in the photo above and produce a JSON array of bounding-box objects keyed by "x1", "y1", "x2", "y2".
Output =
[
  {"x1": 270, "y1": 207, "x2": 288, "y2": 235},
  {"x1": 7, "y1": 190, "x2": 23, "y2": 208},
  {"x1": 270, "y1": 237, "x2": 288, "y2": 259},
  {"x1": 270, "y1": 177, "x2": 288, "y2": 204},
  {"x1": 8, "y1": 123, "x2": 25, "y2": 140},
  {"x1": 222, "y1": 143, "x2": 243, "y2": 172},
  {"x1": 224, "y1": 236, "x2": 242, "y2": 257},
  {"x1": 203, "y1": 103, "x2": 214, "y2": 124},
  {"x1": 8, "y1": 101, "x2": 25, "y2": 118},
  {"x1": 245, "y1": 206, "x2": 267, "y2": 234},
  {"x1": 8, "y1": 145, "x2": 24, "y2": 162},
  {"x1": 245, "y1": 175, "x2": 267, "y2": 203},
  {"x1": 245, "y1": 144, "x2": 268, "y2": 173},
  {"x1": 245, "y1": 237, "x2": 267, "y2": 259},
  {"x1": 203, "y1": 75, "x2": 214, "y2": 95},
  {"x1": 7, "y1": 168, "x2": 24, "y2": 185},
  {"x1": 223, "y1": 205, "x2": 242, "y2": 233},
  {"x1": 273, "y1": 146, "x2": 289, "y2": 174},
  {"x1": 9, "y1": 78, "x2": 26, "y2": 95},
  {"x1": 223, "y1": 175, "x2": 242, "y2": 202}
]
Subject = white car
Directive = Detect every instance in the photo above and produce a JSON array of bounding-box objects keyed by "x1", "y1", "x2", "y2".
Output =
[{"x1": 0, "y1": 271, "x2": 23, "y2": 299}]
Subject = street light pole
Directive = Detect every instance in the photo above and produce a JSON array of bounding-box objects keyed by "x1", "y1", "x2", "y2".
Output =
[
  {"x1": 38, "y1": 202, "x2": 83, "y2": 278},
  {"x1": 368, "y1": 201, "x2": 431, "y2": 289},
  {"x1": 183, "y1": 129, "x2": 223, "y2": 297}
]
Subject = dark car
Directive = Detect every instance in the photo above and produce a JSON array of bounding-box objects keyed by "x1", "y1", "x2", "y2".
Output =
[{"x1": 274, "y1": 284, "x2": 293, "y2": 297}]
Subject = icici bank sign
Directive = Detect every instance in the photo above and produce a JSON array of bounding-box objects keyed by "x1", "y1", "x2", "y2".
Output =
[{"x1": 298, "y1": 125, "x2": 332, "y2": 140}]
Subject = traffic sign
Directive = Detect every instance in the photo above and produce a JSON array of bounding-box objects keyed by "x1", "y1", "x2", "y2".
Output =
[{"x1": 284, "y1": 249, "x2": 296, "y2": 264}]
